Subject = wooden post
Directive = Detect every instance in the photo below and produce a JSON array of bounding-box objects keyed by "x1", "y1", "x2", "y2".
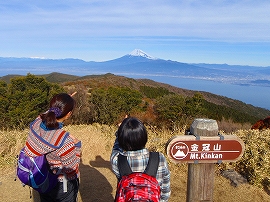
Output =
[{"x1": 186, "y1": 118, "x2": 218, "y2": 202}]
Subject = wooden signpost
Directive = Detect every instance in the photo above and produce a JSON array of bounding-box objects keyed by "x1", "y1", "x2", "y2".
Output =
[
  {"x1": 166, "y1": 118, "x2": 245, "y2": 202},
  {"x1": 167, "y1": 135, "x2": 244, "y2": 164}
]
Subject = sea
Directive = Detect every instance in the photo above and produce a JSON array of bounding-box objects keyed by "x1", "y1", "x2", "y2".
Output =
[{"x1": 128, "y1": 75, "x2": 270, "y2": 111}]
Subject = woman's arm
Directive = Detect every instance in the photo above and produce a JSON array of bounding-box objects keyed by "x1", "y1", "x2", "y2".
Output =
[
  {"x1": 57, "y1": 135, "x2": 81, "y2": 179},
  {"x1": 110, "y1": 132, "x2": 123, "y2": 179}
]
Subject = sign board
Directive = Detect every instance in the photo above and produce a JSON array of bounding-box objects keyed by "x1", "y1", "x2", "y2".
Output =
[{"x1": 166, "y1": 135, "x2": 245, "y2": 163}]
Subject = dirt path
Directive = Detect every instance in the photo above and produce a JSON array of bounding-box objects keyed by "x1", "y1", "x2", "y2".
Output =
[
  {"x1": 0, "y1": 156, "x2": 117, "y2": 202},
  {"x1": 1, "y1": 157, "x2": 270, "y2": 202}
]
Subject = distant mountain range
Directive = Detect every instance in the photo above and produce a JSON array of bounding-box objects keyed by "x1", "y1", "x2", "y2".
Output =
[{"x1": 1, "y1": 49, "x2": 270, "y2": 87}]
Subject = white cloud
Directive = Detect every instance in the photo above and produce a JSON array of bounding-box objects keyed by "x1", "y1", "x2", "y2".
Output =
[
  {"x1": 0, "y1": 0, "x2": 270, "y2": 41},
  {"x1": 2, "y1": 0, "x2": 270, "y2": 41}
]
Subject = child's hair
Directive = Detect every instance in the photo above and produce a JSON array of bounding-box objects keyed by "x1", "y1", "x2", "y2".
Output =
[
  {"x1": 117, "y1": 117, "x2": 148, "y2": 151},
  {"x1": 40, "y1": 93, "x2": 75, "y2": 129}
]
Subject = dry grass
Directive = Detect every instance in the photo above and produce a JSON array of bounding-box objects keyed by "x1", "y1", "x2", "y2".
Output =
[
  {"x1": 223, "y1": 129, "x2": 270, "y2": 190},
  {"x1": 0, "y1": 124, "x2": 270, "y2": 202}
]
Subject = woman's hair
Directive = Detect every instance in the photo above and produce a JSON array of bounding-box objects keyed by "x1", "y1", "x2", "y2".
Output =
[
  {"x1": 40, "y1": 93, "x2": 75, "y2": 129},
  {"x1": 117, "y1": 117, "x2": 148, "y2": 151}
]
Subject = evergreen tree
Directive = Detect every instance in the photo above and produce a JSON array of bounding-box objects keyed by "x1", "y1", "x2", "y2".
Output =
[
  {"x1": 3, "y1": 74, "x2": 63, "y2": 128},
  {"x1": 90, "y1": 87, "x2": 143, "y2": 124}
]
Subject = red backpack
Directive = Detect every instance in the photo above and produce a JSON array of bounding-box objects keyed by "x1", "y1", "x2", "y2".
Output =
[{"x1": 115, "y1": 152, "x2": 160, "y2": 202}]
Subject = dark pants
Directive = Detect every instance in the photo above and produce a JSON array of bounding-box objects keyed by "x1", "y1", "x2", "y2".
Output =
[{"x1": 39, "y1": 178, "x2": 79, "y2": 202}]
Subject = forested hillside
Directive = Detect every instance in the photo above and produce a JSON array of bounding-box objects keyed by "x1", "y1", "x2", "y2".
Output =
[
  {"x1": 1, "y1": 73, "x2": 270, "y2": 201},
  {"x1": 1, "y1": 73, "x2": 269, "y2": 132}
]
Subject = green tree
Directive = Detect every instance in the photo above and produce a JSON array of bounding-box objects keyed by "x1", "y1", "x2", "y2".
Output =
[
  {"x1": 184, "y1": 92, "x2": 204, "y2": 117},
  {"x1": 90, "y1": 87, "x2": 143, "y2": 124},
  {"x1": 0, "y1": 80, "x2": 8, "y2": 128},
  {"x1": 5, "y1": 74, "x2": 63, "y2": 128},
  {"x1": 154, "y1": 94, "x2": 186, "y2": 126},
  {"x1": 139, "y1": 86, "x2": 172, "y2": 99}
]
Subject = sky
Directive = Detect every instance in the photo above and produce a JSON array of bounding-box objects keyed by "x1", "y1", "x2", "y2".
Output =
[{"x1": 1, "y1": 0, "x2": 270, "y2": 66}]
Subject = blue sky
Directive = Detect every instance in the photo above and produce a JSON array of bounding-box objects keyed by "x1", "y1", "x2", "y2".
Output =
[{"x1": 1, "y1": 0, "x2": 270, "y2": 66}]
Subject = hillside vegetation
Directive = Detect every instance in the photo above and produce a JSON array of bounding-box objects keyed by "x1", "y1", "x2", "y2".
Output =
[{"x1": 1, "y1": 73, "x2": 269, "y2": 132}]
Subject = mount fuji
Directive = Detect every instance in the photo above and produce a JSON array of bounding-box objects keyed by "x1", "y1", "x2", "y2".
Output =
[
  {"x1": 128, "y1": 49, "x2": 157, "y2": 60},
  {"x1": 0, "y1": 49, "x2": 270, "y2": 87}
]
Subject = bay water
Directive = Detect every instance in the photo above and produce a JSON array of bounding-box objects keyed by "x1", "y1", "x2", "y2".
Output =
[{"x1": 131, "y1": 75, "x2": 270, "y2": 111}]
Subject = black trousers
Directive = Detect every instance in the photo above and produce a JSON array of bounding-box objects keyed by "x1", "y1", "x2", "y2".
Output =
[{"x1": 39, "y1": 178, "x2": 79, "y2": 202}]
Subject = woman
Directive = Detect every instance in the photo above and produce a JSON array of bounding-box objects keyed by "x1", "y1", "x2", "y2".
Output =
[
  {"x1": 24, "y1": 93, "x2": 81, "y2": 202},
  {"x1": 110, "y1": 117, "x2": 171, "y2": 202}
]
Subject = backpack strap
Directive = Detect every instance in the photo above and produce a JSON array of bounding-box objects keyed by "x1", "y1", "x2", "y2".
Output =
[
  {"x1": 118, "y1": 152, "x2": 160, "y2": 178},
  {"x1": 118, "y1": 154, "x2": 132, "y2": 178},
  {"x1": 144, "y1": 152, "x2": 159, "y2": 177}
]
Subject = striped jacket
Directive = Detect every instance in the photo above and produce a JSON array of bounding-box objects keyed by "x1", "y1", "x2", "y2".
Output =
[
  {"x1": 24, "y1": 117, "x2": 81, "y2": 181},
  {"x1": 110, "y1": 137, "x2": 171, "y2": 202}
]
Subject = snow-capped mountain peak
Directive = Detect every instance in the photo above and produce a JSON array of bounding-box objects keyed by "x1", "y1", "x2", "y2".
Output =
[{"x1": 128, "y1": 49, "x2": 157, "y2": 60}]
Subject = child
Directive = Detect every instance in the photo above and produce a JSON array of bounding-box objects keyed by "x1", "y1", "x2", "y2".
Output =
[{"x1": 110, "y1": 117, "x2": 171, "y2": 201}]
